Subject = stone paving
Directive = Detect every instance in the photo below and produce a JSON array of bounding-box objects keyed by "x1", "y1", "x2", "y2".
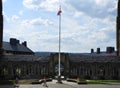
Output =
[{"x1": 0, "y1": 80, "x2": 120, "y2": 88}]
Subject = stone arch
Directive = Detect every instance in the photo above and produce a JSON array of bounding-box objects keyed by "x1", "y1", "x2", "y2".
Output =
[
  {"x1": 26, "y1": 64, "x2": 33, "y2": 76},
  {"x1": 0, "y1": 65, "x2": 9, "y2": 79},
  {"x1": 97, "y1": 65, "x2": 105, "y2": 79},
  {"x1": 13, "y1": 65, "x2": 21, "y2": 78},
  {"x1": 49, "y1": 53, "x2": 69, "y2": 77}
]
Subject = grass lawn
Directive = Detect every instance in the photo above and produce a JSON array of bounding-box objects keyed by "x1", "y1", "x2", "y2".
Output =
[
  {"x1": 0, "y1": 79, "x2": 40, "y2": 85},
  {"x1": 87, "y1": 80, "x2": 120, "y2": 84},
  {"x1": 67, "y1": 78, "x2": 120, "y2": 84},
  {"x1": 0, "y1": 80, "x2": 15, "y2": 85}
]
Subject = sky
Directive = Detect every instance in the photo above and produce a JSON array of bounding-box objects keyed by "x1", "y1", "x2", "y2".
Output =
[{"x1": 2, "y1": 0, "x2": 118, "y2": 53}]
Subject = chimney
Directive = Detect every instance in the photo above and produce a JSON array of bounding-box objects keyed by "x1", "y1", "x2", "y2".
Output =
[
  {"x1": 0, "y1": 0, "x2": 3, "y2": 54},
  {"x1": 22, "y1": 41, "x2": 27, "y2": 47},
  {"x1": 97, "y1": 48, "x2": 100, "y2": 54},
  {"x1": 16, "y1": 39, "x2": 20, "y2": 44},
  {"x1": 91, "y1": 49, "x2": 94, "y2": 53},
  {"x1": 10, "y1": 38, "x2": 19, "y2": 46},
  {"x1": 106, "y1": 47, "x2": 115, "y2": 53}
]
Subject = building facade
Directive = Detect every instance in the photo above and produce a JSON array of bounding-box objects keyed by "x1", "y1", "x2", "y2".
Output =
[{"x1": 0, "y1": 53, "x2": 120, "y2": 80}]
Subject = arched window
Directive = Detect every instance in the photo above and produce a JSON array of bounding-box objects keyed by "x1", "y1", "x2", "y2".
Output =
[
  {"x1": 2, "y1": 66, "x2": 8, "y2": 76},
  {"x1": 13, "y1": 65, "x2": 21, "y2": 76},
  {"x1": 98, "y1": 65, "x2": 105, "y2": 79}
]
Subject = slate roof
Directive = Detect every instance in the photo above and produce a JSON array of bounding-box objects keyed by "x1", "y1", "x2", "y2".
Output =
[
  {"x1": 0, "y1": 53, "x2": 120, "y2": 63},
  {"x1": 0, "y1": 55, "x2": 49, "y2": 62},
  {"x1": 69, "y1": 54, "x2": 120, "y2": 63},
  {"x1": 2, "y1": 42, "x2": 34, "y2": 53}
]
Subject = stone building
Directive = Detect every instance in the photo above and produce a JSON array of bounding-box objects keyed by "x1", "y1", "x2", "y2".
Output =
[
  {"x1": 2, "y1": 38, "x2": 34, "y2": 55},
  {"x1": 0, "y1": 53, "x2": 120, "y2": 80}
]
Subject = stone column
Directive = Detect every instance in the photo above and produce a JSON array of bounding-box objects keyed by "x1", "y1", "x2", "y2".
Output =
[{"x1": 0, "y1": 0, "x2": 3, "y2": 54}]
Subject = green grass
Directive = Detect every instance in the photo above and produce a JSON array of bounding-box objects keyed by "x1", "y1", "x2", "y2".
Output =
[
  {"x1": 0, "y1": 80, "x2": 15, "y2": 85},
  {"x1": 0, "y1": 79, "x2": 40, "y2": 85},
  {"x1": 87, "y1": 80, "x2": 120, "y2": 84},
  {"x1": 68, "y1": 78, "x2": 120, "y2": 84}
]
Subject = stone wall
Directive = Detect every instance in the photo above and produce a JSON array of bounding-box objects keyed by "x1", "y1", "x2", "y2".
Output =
[{"x1": 0, "y1": 54, "x2": 120, "y2": 80}]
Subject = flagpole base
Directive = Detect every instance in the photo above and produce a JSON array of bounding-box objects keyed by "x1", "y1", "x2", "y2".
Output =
[{"x1": 56, "y1": 75, "x2": 62, "y2": 84}]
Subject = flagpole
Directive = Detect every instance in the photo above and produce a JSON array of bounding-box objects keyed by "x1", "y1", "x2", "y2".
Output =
[
  {"x1": 58, "y1": 6, "x2": 61, "y2": 77},
  {"x1": 57, "y1": 5, "x2": 62, "y2": 83}
]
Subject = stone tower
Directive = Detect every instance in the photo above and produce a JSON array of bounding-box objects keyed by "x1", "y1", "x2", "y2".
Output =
[{"x1": 0, "y1": 0, "x2": 3, "y2": 54}]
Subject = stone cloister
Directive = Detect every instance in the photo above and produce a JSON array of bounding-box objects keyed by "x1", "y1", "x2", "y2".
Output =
[{"x1": 0, "y1": 54, "x2": 120, "y2": 80}]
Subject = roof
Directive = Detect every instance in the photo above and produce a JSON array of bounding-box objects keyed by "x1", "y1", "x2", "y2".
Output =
[
  {"x1": 2, "y1": 42, "x2": 34, "y2": 53},
  {"x1": 0, "y1": 53, "x2": 120, "y2": 63},
  {"x1": 0, "y1": 55, "x2": 49, "y2": 62},
  {"x1": 69, "y1": 54, "x2": 120, "y2": 63}
]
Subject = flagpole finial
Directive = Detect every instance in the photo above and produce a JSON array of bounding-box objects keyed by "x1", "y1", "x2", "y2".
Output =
[{"x1": 57, "y1": 6, "x2": 62, "y2": 16}]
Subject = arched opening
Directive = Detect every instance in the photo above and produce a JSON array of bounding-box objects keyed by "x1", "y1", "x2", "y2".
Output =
[
  {"x1": 55, "y1": 64, "x2": 64, "y2": 76},
  {"x1": 13, "y1": 66, "x2": 21, "y2": 78},
  {"x1": 98, "y1": 65, "x2": 105, "y2": 79}
]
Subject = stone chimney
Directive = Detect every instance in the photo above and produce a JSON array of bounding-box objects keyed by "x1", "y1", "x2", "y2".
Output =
[
  {"x1": 91, "y1": 49, "x2": 94, "y2": 53},
  {"x1": 97, "y1": 48, "x2": 100, "y2": 54},
  {"x1": 0, "y1": 0, "x2": 3, "y2": 54},
  {"x1": 22, "y1": 41, "x2": 27, "y2": 47},
  {"x1": 10, "y1": 38, "x2": 19, "y2": 46},
  {"x1": 106, "y1": 47, "x2": 115, "y2": 53}
]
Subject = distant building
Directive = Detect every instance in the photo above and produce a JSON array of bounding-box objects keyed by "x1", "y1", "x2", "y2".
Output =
[
  {"x1": 2, "y1": 38, "x2": 34, "y2": 55},
  {"x1": 0, "y1": 53, "x2": 120, "y2": 80}
]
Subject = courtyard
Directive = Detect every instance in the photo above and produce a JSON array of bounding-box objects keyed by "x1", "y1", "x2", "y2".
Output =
[{"x1": 0, "y1": 80, "x2": 120, "y2": 88}]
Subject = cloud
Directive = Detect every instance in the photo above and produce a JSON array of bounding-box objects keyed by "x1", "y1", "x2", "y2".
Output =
[
  {"x1": 94, "y1": 0, "x2": 109, "y2": 7},
  {"x1": 11, "y1": 15, "x2": 20, "y2": 21},
  {"x1": 21, "y1": 17, "x2": 54, "y2": 28},
  {"x1": 59, "y1": 10, "x2": 116, "y2": 52},
  {"x1": 3, "y1": 0, "x2": 117, "y2": 53},
  {"x1": 23, "y1": 0, "x2": 62, "y2": 11},
  {"x1": 3, "y1": 11, "x2": 10, "y2": 22},
  {"x1": 3, "y1": 0, "x2": 7, "y2": 3},
  {"x1": 66, "y1": 0, "x2": 117, "y2": 19},
  {"x1": 19, "y1": 10, "x2": 23, "y2": 16}
]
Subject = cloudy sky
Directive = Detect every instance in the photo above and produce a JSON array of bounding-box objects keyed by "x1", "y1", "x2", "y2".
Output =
[{"x1": 2, "y1": 0, "x2": 118, "y2": 53}]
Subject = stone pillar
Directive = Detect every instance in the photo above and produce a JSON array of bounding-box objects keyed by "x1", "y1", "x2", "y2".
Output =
[
  {"x1": 0, "y1": 0, "x2": 3, "y2": 54},
  {"x1": 105, "y1": 64, "x2": 108, "y2": 79},
  {"x1": 39, "y1": 65, "x2": 41, "y2": 76},
  {"x1": 117, "y1": 0, "x2": 120, "y2": 56},
  {"x1": 10, "y1": 63, "x2": 14, "y2": 79},
  {"x1": 23, "y1": 64, "x2": 26, "y2": 75},
  {"x1": 37, "y1": 64, "x2": 40, "y2": 76},
  {"x1": 118, "y1": 68, "x2": 120, "y2": 79},
  {"x1": 91, "y1": 63, "x2": 96, "y2": 79}
]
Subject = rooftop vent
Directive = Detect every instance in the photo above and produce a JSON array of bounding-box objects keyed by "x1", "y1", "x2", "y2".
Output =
[{"x1": 22, "y1": 41, "x2": 27, "y2": 47}]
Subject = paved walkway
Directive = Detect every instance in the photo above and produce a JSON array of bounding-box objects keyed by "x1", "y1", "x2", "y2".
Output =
[{"x1": 0, "y1": 80, "x2": 120, "y2": 88}]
